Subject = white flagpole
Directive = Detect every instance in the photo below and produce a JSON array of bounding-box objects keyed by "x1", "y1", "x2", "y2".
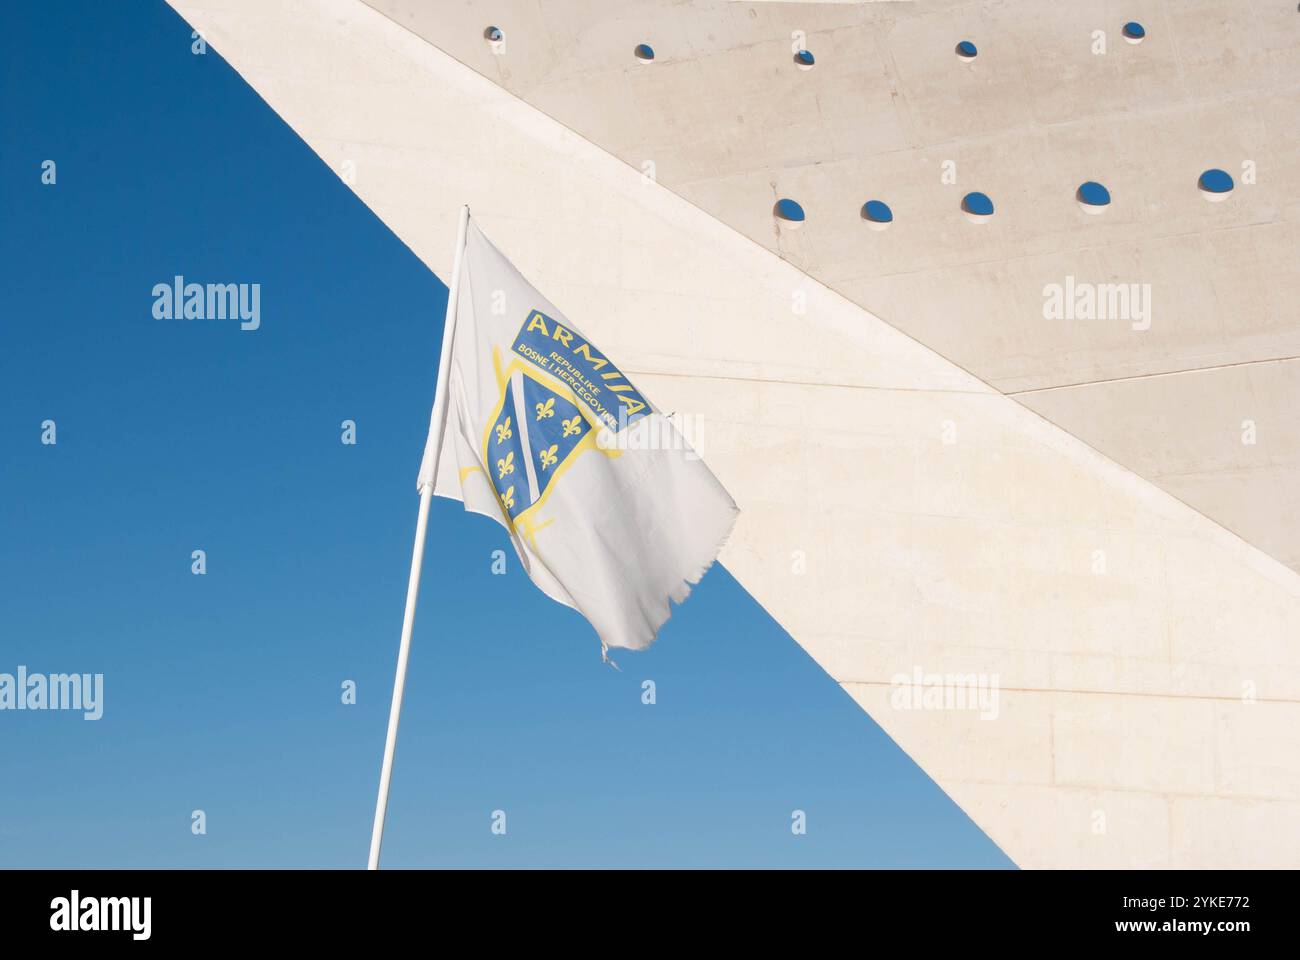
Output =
[{"x1": 367, "y1": 204, "x2": 471, "y2": 870}]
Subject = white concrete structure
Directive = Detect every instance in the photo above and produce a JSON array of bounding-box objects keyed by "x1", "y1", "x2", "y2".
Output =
[{"x1": 165, "y1": 0, "x2": 1300, "y2": 867}]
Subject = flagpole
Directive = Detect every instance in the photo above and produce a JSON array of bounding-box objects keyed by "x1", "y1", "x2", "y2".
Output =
[{"x1": 367, "y1": 204, "x2": 470, "y2": 870}]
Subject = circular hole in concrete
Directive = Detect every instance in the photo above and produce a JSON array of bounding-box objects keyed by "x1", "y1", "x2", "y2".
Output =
[
  {"x1": 861, "y1": 200, "x2": 894, "y2": 231},
  {"x1": 1076, "y1": 181, "x2": 1111, "y2": 214},
  {"x1": 774, "y1": 198, "x2": 806, "y2": 228},
  {"x1": 961, "y1": 191, "x2": 995, "y2": 222},
  {"x1": 1198, "y1": 168, "x2": 1234, "y2": 201}
]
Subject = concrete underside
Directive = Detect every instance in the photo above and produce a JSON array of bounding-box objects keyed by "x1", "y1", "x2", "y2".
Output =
[
  {"x1": 165, "y1": 0, "x2": 1300, "y2": 867},
  {"x1": 367, "y1": 0, "x2": 1300, "y2": 577}
]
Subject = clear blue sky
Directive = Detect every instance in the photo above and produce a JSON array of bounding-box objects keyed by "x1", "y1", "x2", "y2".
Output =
[{"x1": 0, "y1": 1, "x2": 1011, "y2": 868}]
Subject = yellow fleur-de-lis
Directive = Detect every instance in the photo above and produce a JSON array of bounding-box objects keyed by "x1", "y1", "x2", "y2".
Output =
[
  {"x1": 562, "y1": 414, "x2": 582, "y2": 438},
  {"x1": 539, "y1": 444, "x2": 559, "y2": 471},
  {"x1": 535, "y1": 397, "x2": 555, "y2": 421},
  {"x1": 496, "y1": 451, "x2": 515, "y2": 479},
  {"x1": 500, "y1": 485, "x2": 515, "y2": 510},
  {"x1": 495, "y1": 417, "x2": 512, "y2": 444}
]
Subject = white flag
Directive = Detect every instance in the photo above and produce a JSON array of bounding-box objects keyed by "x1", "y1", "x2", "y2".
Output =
[{"x1": 418, "y1": 218, "x2": 738, "y2": 655}]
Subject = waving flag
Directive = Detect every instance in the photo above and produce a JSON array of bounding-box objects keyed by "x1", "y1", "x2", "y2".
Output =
[{"x1": 417, "y1": 216, "x2": 738, "y2": 656}]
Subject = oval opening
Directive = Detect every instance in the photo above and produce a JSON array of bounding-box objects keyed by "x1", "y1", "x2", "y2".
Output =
[
  {"x1": 1122, "y1": 21, "x2": 1146, "y2": 44},
  {"x1": 634, "y1": 43, "x2": 655, "y2": 64},
  {"x1": 955, "y1": 40, "x2": 978, "y2": 61},
  {"x1": 1076, "y1": 181, "x2": 1111, "y2": 214},
  {"x1": 794, "y1": 49, "x2": 815, "y2": 70},
  {"x1": 483, "y1": 26, "x2": 504, "y2": 46},
  {"x1": 961, "y1": 191, "x2": 994, "y2": 222},
  {"x1": 861, "y1": 200, "x2": 893, "y2": 231},
  {"x1": 1198, "y1": 168, "x2": 1234, "y2": 201},
  {"x1": 774, "y1": 198, "x2": 806, "y2": 228}
]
